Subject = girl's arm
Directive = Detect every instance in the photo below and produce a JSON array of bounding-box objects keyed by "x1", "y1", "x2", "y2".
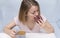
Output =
[
  {"x1": 40, "y1": 20, "x2": 54, "y2": 33},
  {"x1": 3, "y1": 21, "x2": 16, "y2": 38}
]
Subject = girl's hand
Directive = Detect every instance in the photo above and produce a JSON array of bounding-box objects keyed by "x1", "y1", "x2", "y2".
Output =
[
  {"x1": 34, "y1": 15, "x2": 45, "y2": 28},
  {"x1": 37, "y1": 19, "x2": 45, "y2": 28},
  {"x1": 34, "y1": 15, "x2": 54, "y2": 33},
  {"x1": 7, "y1": 30, "x2": 16, "y2": 38}
]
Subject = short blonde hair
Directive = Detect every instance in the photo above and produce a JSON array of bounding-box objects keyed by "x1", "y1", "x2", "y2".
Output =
[{"x1": 19, "y1": 0, "x2": 40, "y2": 23}]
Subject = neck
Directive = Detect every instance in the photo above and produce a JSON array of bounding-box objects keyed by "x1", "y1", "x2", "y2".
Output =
[
  {"x1": 27, "y1": 19, "x2": 35, "y2": 24},
  {"x1": 24, "y1": 19, "x2": 35, "y2": 30}
]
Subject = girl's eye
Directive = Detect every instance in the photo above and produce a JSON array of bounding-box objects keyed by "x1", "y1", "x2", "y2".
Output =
[{"x1": 32, "y1": 12, "x2": 35, "y2": 14}]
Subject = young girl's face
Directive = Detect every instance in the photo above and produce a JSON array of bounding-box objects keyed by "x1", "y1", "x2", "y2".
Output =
[{"x1": 27, "y1": 5, "x2": 39, "y2": 21}]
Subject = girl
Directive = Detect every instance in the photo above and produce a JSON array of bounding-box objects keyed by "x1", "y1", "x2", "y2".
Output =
[{"x1": 4, "y1": 0, "x2": 54, "y2": 38}]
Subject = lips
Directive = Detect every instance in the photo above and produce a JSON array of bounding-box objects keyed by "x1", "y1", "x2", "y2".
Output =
[{"x1": 34, "y1": 15, "x2": 43, "y2": 23}]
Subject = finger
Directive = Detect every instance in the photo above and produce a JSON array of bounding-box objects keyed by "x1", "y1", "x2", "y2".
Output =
[
  {"x1": 38, "y1": 21, "x2": 43, "y2": 27},
  {"x1": 36, "y1": 20, "x2": 39, "y2": 23},
  {"x1": 39, "y1": 19, "x2": 42, "y2": 23},
  {"x1": 40, "y1": 16, "x2": 43, "y2": 21},
  {"x1": 12, "y1": 30, "x2": 16, "y2": 33},
  {"x1": 39, "y1": 19, "x2": 43, "y2": 23},
  {"x1": 10, "y1": 33, "x2": 15, "y2": 38},
  {"x1": 38, "y1": 20, "x2": 41, "y2": 25},
  {"x1": 38, "y1": 19, "x2": 43, "y2": 23},
  {"x1": 11, "y1": 30, "x2": 16, "y2": 35}
]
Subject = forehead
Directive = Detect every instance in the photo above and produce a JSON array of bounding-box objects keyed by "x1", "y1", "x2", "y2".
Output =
[{"x1": 29, "y1": 5, "x2": 38, "y2": 12}]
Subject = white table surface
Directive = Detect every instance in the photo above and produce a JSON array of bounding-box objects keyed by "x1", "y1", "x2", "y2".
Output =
[
  {"x1": 26, "y1": 33, "x2": 56, "y2": 38},
  {"x1": 0, "y1": 33, "x2": 56, "y2": 38}
]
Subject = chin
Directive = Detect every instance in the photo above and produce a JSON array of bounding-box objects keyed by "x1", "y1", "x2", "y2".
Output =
[{"x1": 33, "y1": 19, "x2": 35, "y2": 22}]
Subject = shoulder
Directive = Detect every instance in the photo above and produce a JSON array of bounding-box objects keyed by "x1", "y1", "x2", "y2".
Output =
[{"x1": 14, "y1": 16, "x2": 21, "y2": 25}]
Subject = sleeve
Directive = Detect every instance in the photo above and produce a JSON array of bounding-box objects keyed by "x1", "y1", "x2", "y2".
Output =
[
  {"x1": 40, "y1": 14, "x2": 47, "y2": 23},
  {"x1": 14, "y1": 16, "x2": 20, "y2": 26}
]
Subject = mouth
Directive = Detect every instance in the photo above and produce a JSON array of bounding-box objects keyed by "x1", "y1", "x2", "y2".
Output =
[
  {"x1": 34, "y1": 15, "x2": 40, "y2": 22},
  {"x1": 34, "y1": 15, "x2": 43, "y2": 23}
]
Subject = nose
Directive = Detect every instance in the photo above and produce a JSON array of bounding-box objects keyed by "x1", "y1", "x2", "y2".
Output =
[{"x1": 35, "y1": 12, "x2": 38, "y2": 16}]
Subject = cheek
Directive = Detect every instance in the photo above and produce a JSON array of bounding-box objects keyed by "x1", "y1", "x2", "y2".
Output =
[{"x1": 28, "y1": 14, "x2": 34, "y2": 19}]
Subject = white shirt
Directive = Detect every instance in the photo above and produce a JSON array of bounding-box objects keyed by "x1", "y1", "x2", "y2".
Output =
[{"x1": 14, "y1": 14, "x2": 47, "y2": 33}]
